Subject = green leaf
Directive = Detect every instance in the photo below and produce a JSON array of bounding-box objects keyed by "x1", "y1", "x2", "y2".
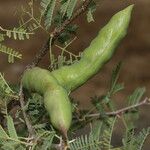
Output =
[
  {"x1": 128, "y1": 87, "x2": 146, "y2": 106},
  {"x1": 112, "y1": 83, "x2": 124, "y2": 94},
  {"x1": 101, "y1": 117, "x2": 117, "y2": 149},
  {"x1": 110, "y1": 62, "x2": 122, "y2": 94},
  {"x1": 0, "y1": 125, "x2": 9, "y2": 139},
  {"x1": 87, "y1": 9, "x2": 94, "y2": 23},
  {"x1": 4, "y1": 27, "x2": 32, "y2": 40},
  {"x1": 124, "y1": 111, "x2": 139, "y2": 131},
  {"x1": 0, "y1": 33, "x2": 5, "y2": 42},
  {"x1": 0, "y1": 72, "x2": 14, "y2": 102},
  {"x1": 69, "y1": 133, "x2": 101, "y2": 150},
  {"x1": 122, "y1": 127, "x2": 150, "y2": 150},
  {"x1": 91, "y1": 120, "x2": 103, "y2": 140},
  {"x1": 1, "y1": 141, "x2": 18, "y2": 150},
  {"x1": 123, "y1": 87, "x2": 146, "y2": 130},
  {"x1": 41, "y1": 0, "x2": 56, "y2": 29},
  {"x1": 27, "y1": 23, "x2": 39, "y2": 32},
  {"x1": 135, "y1": 127, "x2": 150, "y2": 150},
  {"x1": 122, "y1": 127, "x2": 135, "y2": 149},
  {"x1": 0, "y1": 44, "x2": 22, "y2": 63},
  {"x1": 60, "y1": 0, "x2": 71, "y2": 16},
  {"x1": 66, "y1": 0, "x2": 77, "y2": 18},
  {"x1": 57, "y1": 24, "x2": 78, "y2": 44},
  {"x1": 57, "y1": 32, "x2": 71, "y2": 44},
  {"x1": 15, "y1": 145, "x2": 26, "y2": 150},
  {"x1": 91, "y1": 96, "x2": 106, "y2": 117},
  {"x1": 41, "y1": 132, "x2": 55, "y2": 150},
  {"x1": 41, "y1": 0, "x2": 52, "y2": 16},
  {"x1": 86, "y1": 0, "x2": 96, "y2": 23},
  {"x1": 6, "y1": 115, "x2": 18, "y2": 140}
]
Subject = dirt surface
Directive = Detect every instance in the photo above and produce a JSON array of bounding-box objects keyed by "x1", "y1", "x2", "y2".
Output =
[{"x1": 0, "y1": 0, "x2": 150, "y2": 149}]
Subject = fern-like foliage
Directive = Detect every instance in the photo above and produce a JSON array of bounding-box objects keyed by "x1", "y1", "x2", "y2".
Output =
[
  {"x1": 69, "y1": 130, "x2": 101, "y2": 150},
  {"x1": 127, "y1": 87, "x2": 146, "y2": 106},
  {"x1": 38, "y1": 130, "x2": 55, "y2": 149},
  {"x1": 100, "y1": 117, "x2": 116, "y2": 150},
  {"x1": 87, "y1": 9, "x2": 94, "y2": 23},
  {"x1": 122, "y1": 127, "x2": 150, "y2": 150},
  {"x1": 0, "y1": 26, "x2": 32, "y2": 40},
  {"x1": 60, "y1": 0, "x2": 78, "y2": 18},
  {"x1": 86, "y1": 1, "x2": 96, "y2": 23},
  {"x1": 122, "y1": 128, "x2": 135, "y2": 150},
  {"x1": 6, "y1": 28, "x2": 31, "y2": 40},
  {"x1": 0, "y1": 23, "x2": 32, "y2": 64},
  {"x1": 102, "y1": 62, "x2": 123, "y2": 111},
  {"x1": 69, "y1": 117, "x2": 117, "y2": 150},
  {"x1": 70, "y1": 63, "x2": 149, "y2": 150},
  {"x1": 135, "y1": 127, "x2": 150, "y2": 150},
  {"x1": 92, "y1": 62, "x2": 124, "y2": 115},
  {"x1": 0, "y1": 72, "x2": 14, "y2": 96},
  {"x1": 0, "y1": 44, "x2": 22, "y2": 63},
  {"x1": 0, "y1": 33, "x2": 5, "y2": 42},
  {"x1": 0, "y1": 114, "x2": 56, "y2": 150},
  {"x1": 40, "y1": 0, "x2": 57, "y2": 29},
  {"x1": 124, "y1": 87, "x2": 146, "y2": 130},
  {"x1": 40, "y1": 0, "x2": 52, "y2": 16},
  {"x1": 27, "y1": 22, "x2": 40, "y2": 32},
  {"x1": 61, "y1": 0, "x2": 71, "y2": 16},
  {"x1": 40, "y1": 0, "x2": 78, "y2": 29},
  {"x1": 69, "y1": 117, "x2": 150, "y2": 150},
  {"x1": 66, "y1": 0, "x2": 78, "y2": 18},
  {"x1": 109, "y1": 62, "x2": 123, "y2": 95},
  {"x1": 6, "y1": 115, "x2": 18, "y2": 140},
  {"x1": 49, "y1": 37, "x2": 80, "y2": 70},
  {"x1": 0, "y1": 115, "x2": 25, "y2": 150},
  {"x1": 0, "y1": 72, "x2": 16, "y2": 114},
  {"x1": 30, "y1": 129, "x2": 55, "y2": 150}
]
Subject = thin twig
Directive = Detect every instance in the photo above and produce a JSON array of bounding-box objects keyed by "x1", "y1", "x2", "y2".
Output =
[
  {"x1": 19, "y1": 83, "x2": 36, "y2": 138},
  {"x1": 30, "y1": 0, "x2": 92, "y2": 67},
  {"x1": 84, "y1": 97, "x2": 150, "y2": 118},
  {"x1": 106, "y1": 97, "x2": 150, "y2": 116}
]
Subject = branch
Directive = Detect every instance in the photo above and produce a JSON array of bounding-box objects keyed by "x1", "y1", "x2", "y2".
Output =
[
  {"x1": 85, "y1": 97, "x2": 150, "y2": 118},
  {"x1": 19, "y1": 83, "x2": 36, "y2": 138},
  {"x1": 30, "y1": 0, "x2": 92, "y2": 67}
]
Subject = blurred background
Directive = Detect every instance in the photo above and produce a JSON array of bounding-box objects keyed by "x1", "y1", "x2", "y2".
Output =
[{"x1": 0, "y1": 0, "x2": 150, "y2": 149}]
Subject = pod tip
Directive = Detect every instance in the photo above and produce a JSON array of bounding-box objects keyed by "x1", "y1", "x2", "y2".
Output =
[{"x1": 127, "y1": 4, "x2": 134, "y2": 11}]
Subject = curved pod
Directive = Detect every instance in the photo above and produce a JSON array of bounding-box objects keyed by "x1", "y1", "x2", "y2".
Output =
[
  {"x1": 22, "y1": 67, "x2": 72, "y2": 137},
  {"x1": 22, "y1": 5, "x2": 134, "y2": 136},
  {"x1": 52, "y1": 5, "x2": 134, "y2": 91}
]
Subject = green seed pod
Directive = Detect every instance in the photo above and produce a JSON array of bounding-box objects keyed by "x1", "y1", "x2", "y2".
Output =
[
  {"x1": 22, "y1": 67, "x2": 72, "y2": 137},
  {"x1": 52, "y1": 5, "x2": 134, "y2": 92},
  {"x1": 22, "y1": 5, "x2": 133, "y2": 136}
]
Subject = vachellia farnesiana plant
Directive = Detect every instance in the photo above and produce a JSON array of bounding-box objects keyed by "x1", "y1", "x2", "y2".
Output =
[{"x1": 22, "y1": 5, "x2": 134, "y2": 138}]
